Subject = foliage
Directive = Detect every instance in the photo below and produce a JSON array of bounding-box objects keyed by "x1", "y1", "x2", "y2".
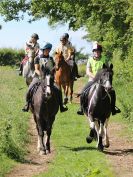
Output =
[
  {"x1": 113, "y1": 47, "x2": 133, "y2": 122},
  {"x1": 37, "y1": 101, "x2": 114, "y2": 177},
  {"x1": 78, "y1": 63, "x2": 86, "y2": 76},
  {"x1": 0, "y1": 0, "x2": 132, "y2": 58},
  {"x1": 0, "y1": 48, "x2": 25, "y2": 66},
  {"x1": 75, "y1": 48, "x2": 89, "y2": 61},
  {"x1": 0, "y1": 66, "x2": 29, "y2": 175}
]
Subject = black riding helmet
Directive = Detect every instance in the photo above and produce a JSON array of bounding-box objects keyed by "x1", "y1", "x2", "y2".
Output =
[
  {"x1": 63, "y1": 33, "x2": 69, "y2": 39},
  {"x1": 31, "y1": 33, "x2": 39, "y2": 40}
]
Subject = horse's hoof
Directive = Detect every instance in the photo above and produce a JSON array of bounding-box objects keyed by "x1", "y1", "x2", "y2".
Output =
[
  {"x1": 98, "y1": 144, "x2": 104, "y2": 152},
  {"x1": 86, "y1": 136, "x2": 93, "y2": 143},
  {"x1": 104, "y1": 144, "x2": 110, "y2": 148},
  {"x1": 64, "y1": 98, "x2": 68, "y2": 105},
  {"x1": 39, "y1": 150, "x2": 46, "y2": 155}
]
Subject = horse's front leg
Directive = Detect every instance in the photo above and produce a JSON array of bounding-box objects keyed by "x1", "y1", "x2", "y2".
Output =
[
  {"x1": 95, "y1": 121, "x2": 104, "y2": 151},
  {"x1": 86, "y1": 117, "x2": 96, "y2": 144},
  {"x1": 36, "y1": 121, "x2": 46, "y2": 155},
  {"x1": 103, "y1": 118, "x2": 110, "y2": 148},
  {"x1": 45, "y1": 127, "x2": 52, "y2": 153},
  {"x1": 69, "y1": 81, "x2": 74, "y2": 103},
  {"x1": 63, "y1": 84, "x2": 68, "y2": 105}
]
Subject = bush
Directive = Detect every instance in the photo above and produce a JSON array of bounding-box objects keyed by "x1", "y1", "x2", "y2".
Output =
[
  {"x1": 0, "y1": 48, "x2": 25, "y2": 66},
  {"x1": 78, "y1": 63, "x2": 86, "y2": 76},
  {"x1": 113, "y1": 49, "x2": 133, "y2": 122}
]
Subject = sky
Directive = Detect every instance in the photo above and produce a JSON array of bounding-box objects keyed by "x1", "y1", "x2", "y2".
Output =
[{"x1": 0, "y1": 16, "x2": 93, "y2": 54}]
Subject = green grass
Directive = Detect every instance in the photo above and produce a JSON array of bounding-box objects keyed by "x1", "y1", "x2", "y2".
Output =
[
  {"x1": 0, "y1": 66, "x2": 132, "y2": 177},
  {"x1": 0, "y1": 66, "x2": 29, "y2": 176},
  {"x1": 35, "y1": 78, "x2": 114, "y2": 177},
  {"x1": 36, "y1": 106, "x2": 114, "y2": 177}
]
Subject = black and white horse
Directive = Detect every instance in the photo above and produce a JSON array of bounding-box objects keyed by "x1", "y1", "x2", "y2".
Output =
[{"x1": 84, "y1": 64, "x2": 113, "y2": 151}]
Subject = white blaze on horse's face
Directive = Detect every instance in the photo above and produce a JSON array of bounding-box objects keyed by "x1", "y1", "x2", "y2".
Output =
[
  {"x1": 45, "y1": 75, "x2": 51, "y2": 98},
  {"x1": 103, "y1": 72, "x2": 112, "y2": 91},
  {"x1": 105, "y1": 80, "x2": 112, "y2": 91}
]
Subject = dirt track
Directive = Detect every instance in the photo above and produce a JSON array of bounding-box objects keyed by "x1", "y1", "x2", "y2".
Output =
[
  {"x1": 6, "y1": 117, "x2": 55, "y2": 177},
  {"x1": 6, "y1": 97, "x2": 133, "y2": 177}
]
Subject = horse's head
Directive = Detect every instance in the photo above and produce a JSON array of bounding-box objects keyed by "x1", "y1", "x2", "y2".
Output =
[
  {"x1": 41, "y1": 65, "x2": 54, "y2": 99},
  {"x1": 95, "y1": 64, "x2": 113, "y2": 91},
  {"x1": 54, "y1": 52, "x2": 64, "y2": 70}
]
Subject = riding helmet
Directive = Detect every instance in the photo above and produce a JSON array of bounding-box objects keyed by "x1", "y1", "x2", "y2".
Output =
[
  {"x1": 40, "y1": 42, "x2": 52, "y2": 50},
  {"x1": 92, "y1": 41, "x2": 102, "y2": 52},
  {"x1": 63, "y1": 33, "x2": 69, "y2": 39},
  {"x1": 31, "y1": 33, "x2": 39, "y2": 40},
  {"x1": 60, "y1": 35, "x2": 67, "y2": 41}
]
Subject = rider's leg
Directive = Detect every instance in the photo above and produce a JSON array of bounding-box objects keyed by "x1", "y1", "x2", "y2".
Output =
[
  {"x1": 74, "y1": 62, "x2": 81, "y2": 78},
  {"x1": 77, "y1": 81, "x2": 93, "y2": 115},
  {"x1": 19, "y1": 63, "x2": 23, "y2": 76},
  {"x1": 109, "y1": 89, "x2": 121, "y2": 115},
  {"x1": 22, "y1": 78, "x2": 39, "y2": 112},
  {"x1": 54, "y1": 85, "x2": 68, "y2": 113}
]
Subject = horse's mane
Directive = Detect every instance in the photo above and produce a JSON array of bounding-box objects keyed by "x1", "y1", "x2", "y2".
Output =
[{"x1": 93, "y1": 64, "x2": 113, "y2": 83}]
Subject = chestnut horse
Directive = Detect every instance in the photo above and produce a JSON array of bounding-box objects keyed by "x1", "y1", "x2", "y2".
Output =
[{"x1": 54, "y1": 52, "x2": 74, "y2": 104}]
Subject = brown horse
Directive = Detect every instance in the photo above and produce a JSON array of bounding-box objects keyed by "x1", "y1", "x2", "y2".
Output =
[{"x1": 54, "y1": 52, "x2": 74, "y2": 104}]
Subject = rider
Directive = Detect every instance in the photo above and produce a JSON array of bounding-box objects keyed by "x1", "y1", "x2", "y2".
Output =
[
  {"x1": 22, "y1": 42, "x2": 68, "y2": 113},
  {"x1": 19, "y1": 33, "x2": 40, "y2": 75},
  {"x1": 77, "y1": 41, "x2": 121, "y2": 116},
  {"x1": 56, "y1": 34, "x2": 80, "y2": 80},
  {"x1": 63, "y1": 33, "x2": 81, "y2": 80}
]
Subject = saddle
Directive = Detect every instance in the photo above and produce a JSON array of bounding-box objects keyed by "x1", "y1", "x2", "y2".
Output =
[{"x1": 81, "y1": 83, "x2": 97, "y2": 114}]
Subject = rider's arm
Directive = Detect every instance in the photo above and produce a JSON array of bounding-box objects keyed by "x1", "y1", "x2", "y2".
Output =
[
  {"x1": 86, "y1": 60, "x2": 95, "y2": 80},
  {"x1": 86, "y1": 67, "x2": 95, "y2": 80},
  {"x1": 34, "y1": 43, "x2": 40, "y2": 56},
  {"x1": 66, "y1": 47, "x2": 74, "y2": 61},
  {"x1": 35, "y1": 64, "x2": 41, "y2": 76}
]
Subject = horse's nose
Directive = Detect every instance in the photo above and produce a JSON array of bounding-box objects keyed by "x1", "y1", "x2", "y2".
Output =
[{"x1": 105, "y1": 81, "x2": 112, "y2": 91}]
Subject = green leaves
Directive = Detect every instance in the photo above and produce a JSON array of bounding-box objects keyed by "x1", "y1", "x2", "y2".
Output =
[{"x1": 0, "y1": 0, "x2": 132, "y2": 59}]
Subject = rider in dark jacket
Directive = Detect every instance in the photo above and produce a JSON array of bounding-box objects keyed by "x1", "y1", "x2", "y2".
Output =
[{"x1": 22, "y1": 42, "x2": 68, "y2": 113}]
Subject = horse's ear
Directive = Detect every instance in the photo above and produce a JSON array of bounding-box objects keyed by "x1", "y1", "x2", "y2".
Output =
[
  {"x1": 102, "y1": 63, "x2": 107, "y2": 69},
  {"x1": 109, "y1": 63, "x2": 113, "y2": 69}
]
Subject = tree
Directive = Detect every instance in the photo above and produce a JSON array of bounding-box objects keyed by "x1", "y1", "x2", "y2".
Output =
[{"x1": 0, "y1": 0, "x2": 132, "y2": 58}]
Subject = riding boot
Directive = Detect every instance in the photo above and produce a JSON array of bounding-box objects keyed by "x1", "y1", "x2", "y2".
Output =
[
  {"x1": 77, "y1": 95, "x2": 84, "y2": 115},
  {"x1": 22, "y1": 91, "x2": 31, "y2": 112},
  {"x1": 19, "y1": 63, "x2": 23, "y2": 76},
  {"x1": 110, "y1": 90, "x2": 121, "y2": 115},
  {"x1": 74, "y1": 62, "x2": 81, "y2": 79},
  {"x1": 58, "y1": 90, "x2": 68, "y2": 112}
]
